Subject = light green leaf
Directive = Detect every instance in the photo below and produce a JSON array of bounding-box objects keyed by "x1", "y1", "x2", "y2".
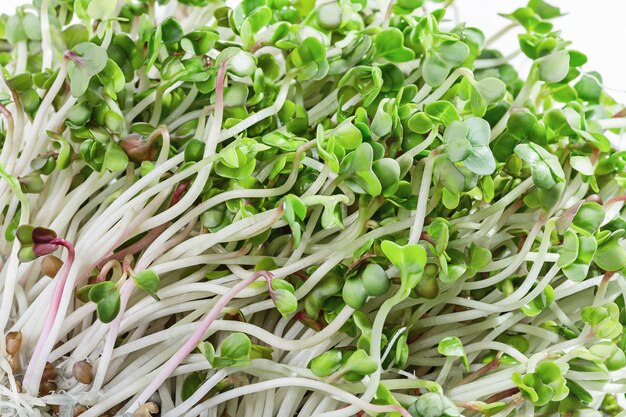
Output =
[
  {"x1": 381, "y1": 241, "x2": 427, "y2": 288},
  {"x1": 133, "y1": 269, "x2": 160, "y2": 300},
  {"x1": 540, "y1": 50, "x2": 570, "y2": 83},
  {"x1": 87, "y1": 0, "x2": 116, "y2": 20},
  {"x1": 438, "y1": 336, "x2": 469, "y2": 370}
]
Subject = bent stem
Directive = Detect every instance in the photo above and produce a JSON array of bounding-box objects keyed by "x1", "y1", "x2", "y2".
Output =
[
  {"x1": 408, "y1": 153, "x2": 436, "y2": 244},
  {"x1": 127, "y1": 270, "x2": 274, "y2": 413},
  {"x1": 0, "y1": 162, "x2": 30, "y2": 344},
  {"x1": 22, "y1": 237, "x2": 75, "y2": 395},
  {"x1": 338, "y1": 284, "x2": 413, "y2": 417}
]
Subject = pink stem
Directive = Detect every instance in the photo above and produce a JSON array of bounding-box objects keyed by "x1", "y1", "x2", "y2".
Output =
[
  {"x1": 22, "y1": 238, "x2": 75, "y2": 395},
  {"x1": 97, "y1": 181, "x2": 189, "y2": 269},
  {"x1": 170, "y1": 181, "x2": 189, "y2": 205},
  {"x1": 132, "y1": 60, "x2": 231, "y2": 411},
  {"x1": 97, "y1": 226, "x2": 167, "y2": 268},
  {"x1": 96, "y1": 260, "x2": 120, "y2": 282},
  {"x1": 0, "y1": 103, "x2": 14, "y2": 129},
  {"x1": 605, "y1": 195, "x2": 626, "y2": 207},
  {"x1": 383, "y1": 0, "x2": 395, "y2": 23},
  {"x1": 88, "y1": 179, "x2": 191, "y2": 392},
  {"x1": 130, "y1": 270, "x2": 273, "y2": 411},
  {"x1": 213, "y1": 61, "x2": 227, "y2": 120}
]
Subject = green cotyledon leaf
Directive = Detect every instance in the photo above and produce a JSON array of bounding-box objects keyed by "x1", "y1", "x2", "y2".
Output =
[
  {"x1": 443, "y1": 117, "x2": 496, "y2": 176},
  {"x1": 381, "y1": 241, "x2": 427, "y2": 289},
  {"x1": 67, "y1": 42, "x2": 108, "y2": 97}
]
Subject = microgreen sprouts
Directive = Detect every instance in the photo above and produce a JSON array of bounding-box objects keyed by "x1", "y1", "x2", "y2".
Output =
[{"x1": 1, "y1": 0, "x2": 626, "y2": 416}]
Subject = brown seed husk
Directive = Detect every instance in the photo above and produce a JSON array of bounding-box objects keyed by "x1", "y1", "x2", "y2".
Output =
[
  {"x1": 101, "y1": 404, "x2": 124, "y2": 416},
  {"x1": 5, "y1": 330, "x2": 22, "y2": 355},
  {"x1": 42, "y1": 255, "x2": 64, "y2": 277},
  {"x1": 133, "y1": 402, "x2": 159, "y2": 417},
  {"x1": 73, "y1": 404, "x2": 88, "y2": 416},
  {"x1": 73, "y1": 360, "x2": 93, "y2": 384},
  {"x1": 38, "y1": 380, "x2": 57, "y2": 396},
  {"x1": 42, "y1": 361, "x2": 57, "y2": 381},
  {"x1": 9, "y1": 354, "x2": 19, "y2": 372}
]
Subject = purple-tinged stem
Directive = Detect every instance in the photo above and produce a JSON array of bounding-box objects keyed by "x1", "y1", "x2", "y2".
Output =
[
  {"x1": 97, "y1": 182, "x2": 189, "y2": 269},
  {"x1": 89, "y1": 180, "x2": 197, "y2": 394},
  {"x1": 128, "y1": 270, "x2": 273, "y2": 412},
  {"x1": 22, "y1": 238, "x2": 75, "y2": 395},
  {"x1": 96, "y1": 260, "x2": 121, "y2": 283},
  {"x1": 457, "y1": 352, "x2": 501, "y2": 386},
  {"x1": 382, "y1": 0, "x2": 395, "y2": 25},
  {"x1": 130, "y1": 60, "x2": 231, "y2": 412},
  {"x1": 485, "y1": 387, "x2": 520, "y2": 403},
  {"x1": 63, "y1": 50, "x2": 81, "y2": 64},
  {"x1": 0, "y1": 103, "x2": 14, "y2": 131},
  {"x1": 605, "y1": 195, "x2": 626, "y2": 207},
  {"x1": 98, "y1": 226, "x2": 166, "y2": 269},
  {"x1": 213, "y1": 61, "x2": 228, "y2": 124}
]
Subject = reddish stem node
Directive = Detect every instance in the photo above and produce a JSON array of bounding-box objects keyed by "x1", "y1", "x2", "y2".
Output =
[{"x1": 485, "y1": 387, "x2": 520, "y2": 403}]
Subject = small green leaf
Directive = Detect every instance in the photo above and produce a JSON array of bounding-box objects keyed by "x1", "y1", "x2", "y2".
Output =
[
  {"x1": 521, "y1": 285, "x2": 555, "y2": 316},
  {"x1": 88, "y1": 281, "x2": 121, "y2": 323},
  {"x1": 161, "y1": 17, "x2": 184, "y2": 44},
  {"x1": 571, "y1": 202, "x2": 604, "y2": 235},
  {"x1": 540, "y1": 50, "x2": 570, "y2": 83},
  {"x1": 468, "y1": 243, "x2": 491, "y2": 276},
  {"x1": 102, "y1": 142, "x2": 129, "y2": 172},
  {"x1": 133, "y1": 269, "x2": 160, "y2": 300},
  {"x1": 228, "y1": 50, "x2": 257, "y2": 78},
  {"x1": 575, "y1": 72, "x2": 602, "y2": 103},
  {"x1": 514, "y1": 143, "x2": 564, "y2": 190},
  {"x1": 342, "y1": 275, "x2": 368, "y2": 310},
  {"x1": 219, "y1": 332, "x2": 251, "y2": 363},
  {"x1": 339, "y1": 143, "x2": 382, "y2": 196},
  {"x1": 309, "y1": 350, "x2": 342, "y2": 377},
  {"x1": 438, "y1": 336, "x2": 469, "y2": 370},
  {"x1": 271, "y1": 279, "x2": 297, "y2": 317},
  {"x1": 424, "y1": 101, "x2": 460, "y2": 126},
  {"x1": 374, "y1": 28, "x2": 415, "y2": 62},
  {"x1": 408, "y1": 112, "x2": 434, "y2": 134},
  {"x1": 87, "y1": 0, "x2": 116, "y2": 20},
  {"x1": 558, "y1": 229, "x2": 579, "y2": 269},
  {"x1": 360, "y1": 263, "x2": 390, "y2": 296},
  {"x1": 68, "y1": 42, "x2": 108, "y2": 97},
  {"x1": 475, "y1": 77, "x2": 507, "y2": 103},
  {"x1": 570, "y1": 155, "x2": 594, "y2": 176},
  {"x1": 594, "y1": 231, "x2": 626, "y2": 272},
  {"x1": 381, "y1": 241, "x2": 427, "y2": 289},
  {"x1": 181, "y1": 372, "x2": 203, "y2": 401},
  {"x1": 98, "y1": 59, "x2": 125, "y2": 98},
  {"x1": 341, "y1": 349, "x2": 378, "y2": 376},
  {"x1": 408, "y1": 392, "x2": 460, "y2": 417},
  {"x1": 283, "y1": 194, "x2": 307, "y2": 248},
  {"x1": 103, "y1": 111, "x2": 125, "y2": 134},
  {"x1": 427, "y1": 218, "x2": 450, "y2": 256},
  {"x1": 198, "y1": 341, "x2": 215, "y2": 365},
  {"x1": 443, "y1": 118, "x2": 496, "y2": 176}
]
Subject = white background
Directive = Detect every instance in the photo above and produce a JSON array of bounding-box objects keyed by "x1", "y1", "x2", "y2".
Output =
[
  {"x1": 1, "y1": 0, "x2": 625, "y2": 99},
  {"x1": 457, "y1": 0, "x2": 626, "y2": 102}
]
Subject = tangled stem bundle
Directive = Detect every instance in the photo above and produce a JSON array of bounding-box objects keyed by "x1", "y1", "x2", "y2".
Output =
[{"x1": 1, "y1": 0, "x2": 626, "y2": 416}]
